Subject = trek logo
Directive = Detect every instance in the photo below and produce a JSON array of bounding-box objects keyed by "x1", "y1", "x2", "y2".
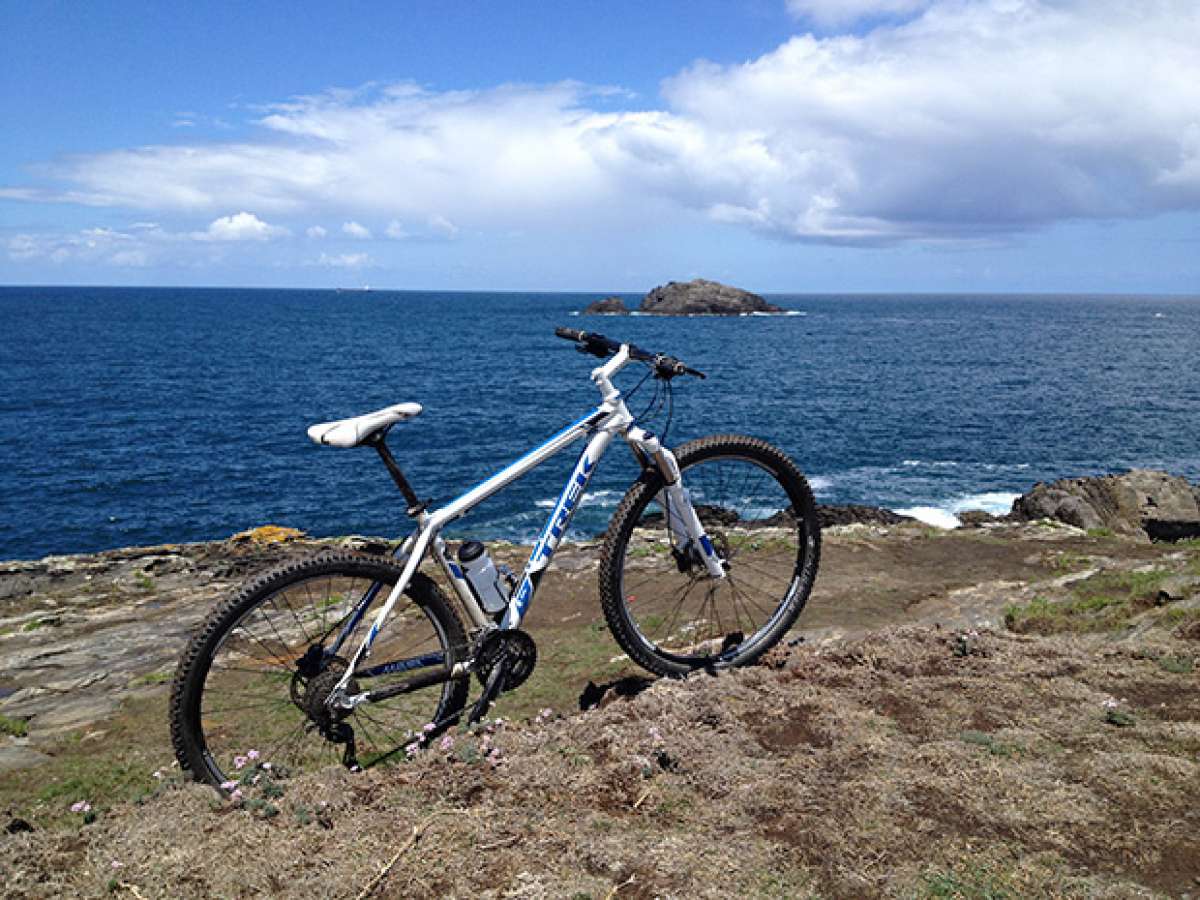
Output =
[{"x1": 531, "y1": 453, "x2": 595, "y2": 567}]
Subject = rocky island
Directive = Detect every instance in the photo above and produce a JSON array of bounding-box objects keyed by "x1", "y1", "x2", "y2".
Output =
[{"x1": 582, "y1": 278, "x2": 784, "y2": 316}]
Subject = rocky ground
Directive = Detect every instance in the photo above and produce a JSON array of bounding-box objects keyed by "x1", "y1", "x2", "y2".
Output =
[{"x1": 2, "y1": 495, "x2": 1199, "y2": 897}]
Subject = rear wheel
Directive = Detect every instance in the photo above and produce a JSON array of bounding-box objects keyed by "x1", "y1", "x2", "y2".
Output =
[
  {"x1": 599, "y1": 435, "x2": 820, "y2": 676},
  {"x1": 170, "y1": 552, "x2": 469, "y2": 789}
]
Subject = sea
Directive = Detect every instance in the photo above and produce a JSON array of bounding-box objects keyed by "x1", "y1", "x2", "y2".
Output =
[{"x1": 2, "y1": 287, "x2": 1198, "y2": 561}]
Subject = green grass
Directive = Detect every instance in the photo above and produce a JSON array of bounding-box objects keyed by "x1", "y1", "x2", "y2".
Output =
[
  {"x1": 1005, "y1": 567, "x2": 1175, "y2": 634},
  {"x1": 0, "y1": 693, "x2": 172, "y2": 829},
  {"x1": 921, "y1": 864, "x2": 1018, "y2": 899},
  {"x1": 128, "y1": 670, "x2": 172, "y2": 687},
  {"x1": 1085, "y1": 527, "x2": 1114, "y2": 538},
  {"x1": 1157, "y1": 655, "x2": 1195, "y2": 674},
  {"x1": 133, "y1": 571, "x2": 155, "y2": 592},
  {"x1": 0, "y1": 712, "x2": 29, "y2": 737},
  {"x1": 959, "y1": 730, "x2": 1020, "y2": 758}
]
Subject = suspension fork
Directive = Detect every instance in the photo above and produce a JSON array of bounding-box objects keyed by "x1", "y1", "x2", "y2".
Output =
[{"x1": 626, "y1": 428, "x2": 727, "y2": 580}]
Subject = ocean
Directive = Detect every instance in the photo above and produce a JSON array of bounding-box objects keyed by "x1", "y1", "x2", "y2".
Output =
[{"x1": 2, "y1": 287, "x2": 1198, "y2": 561}]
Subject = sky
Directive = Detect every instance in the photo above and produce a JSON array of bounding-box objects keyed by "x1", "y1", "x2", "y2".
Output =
[{"x1": 2, "y1": 0, "x2": 1199, "y2": 293}]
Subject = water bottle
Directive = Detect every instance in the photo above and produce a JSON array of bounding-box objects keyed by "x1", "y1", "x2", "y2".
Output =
[{"x1": 457, "y1": 541, "x2": 511, "y2": 614}]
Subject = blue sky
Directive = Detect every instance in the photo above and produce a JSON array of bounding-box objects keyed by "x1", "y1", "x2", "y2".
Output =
[{"x1": 2, "y1": 0, "x2": 1199, "y2": 292}]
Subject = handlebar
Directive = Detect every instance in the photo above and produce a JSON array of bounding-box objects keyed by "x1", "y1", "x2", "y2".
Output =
[{"x1": 554, "y1": 327, "x2": 706, "y2": 380}]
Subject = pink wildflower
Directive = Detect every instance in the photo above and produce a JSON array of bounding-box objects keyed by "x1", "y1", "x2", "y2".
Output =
[
  {"x1": 110, "y1": 861, "x2": 123, "y2": 870},
  {"x1": 422, "y1": 722, "x2": 437, "y2": 734},
  {"x1": 229, "y1": 789, "x2": 243, "y2": 803},
  {"x1": 439, "y1": 734, "x2": 455, "y2": 752},
  {"x1": 261, "y1": 762, "x2": 272, "y2": 771},
  {"x1": 233, "y1": 755, "x2": 248, "y2": 770},
  {"x1": 220, "y1": 780, "x2": 238, "y2": 792},
  {"x1": 405, "y1": 742, "x2": 420, "y2": 758},
  {"x1": 246, "y1": 749, "x2": 260, "y2": 761},
  {"x1": 70, "y1": 801, "x2": 91, "y2": 814}
]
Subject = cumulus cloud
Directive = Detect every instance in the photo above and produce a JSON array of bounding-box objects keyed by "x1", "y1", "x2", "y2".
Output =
[
  {"x1": 196, "y1": 211, "x2": 287, "y2": 241},
  {"x1": 384, "y1": 219, "x2": 408, "y2": 240},
  {"x1": 306, "y1": 225, "x2": 328, "y2": 239},
  {"x1": 7, "y1": 1, "x2": 1200, "y2": 247},
  {"x1": 341, "y1": 220, "x2": 372, "y2": 239}
]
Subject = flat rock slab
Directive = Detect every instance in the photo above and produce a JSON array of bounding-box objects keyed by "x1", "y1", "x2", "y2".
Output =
[{"x1": 0, "y1": 745, "x2": 53, "y2": 774}]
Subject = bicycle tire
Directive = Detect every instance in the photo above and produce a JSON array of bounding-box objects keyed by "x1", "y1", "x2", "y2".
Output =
[
  {"x1": 599, "y1": 434, "x2": 820, "y2": 676},
  {"x1": 170, "y1": 551, "x2": 470, "y2": 788}
]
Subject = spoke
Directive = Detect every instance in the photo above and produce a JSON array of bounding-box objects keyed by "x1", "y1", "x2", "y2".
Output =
[
  {"x1": 271, "y1": 587, "x2": 313, "y2": 646},
  {"x1": 228, "y1": 622, "x2": 296, "y2": 677}
]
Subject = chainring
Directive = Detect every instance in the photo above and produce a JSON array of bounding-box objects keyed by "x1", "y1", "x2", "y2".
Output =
[{"x1": 473, "y1": 629, "x2": 537, "y2": 692}]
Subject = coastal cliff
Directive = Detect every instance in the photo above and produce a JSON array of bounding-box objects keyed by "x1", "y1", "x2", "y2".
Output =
[{"x1": 2, "y1": 479, "x2": 1199, "y2": 897}]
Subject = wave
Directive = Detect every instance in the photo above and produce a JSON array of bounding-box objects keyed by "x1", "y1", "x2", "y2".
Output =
[
  {"x1": 894, "y1": 490, "x2": 1021, "y2": 529},
  {"x1": 534, "y1": 489, "x2": 620, "y2": 511},
  {"x1": 807, "y1": 475, "x2": 834, "y2": 494}
]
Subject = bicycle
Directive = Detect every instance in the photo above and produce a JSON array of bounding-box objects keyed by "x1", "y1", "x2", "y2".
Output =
[{"x1": 170, "y1": 328, "x2": 820, "y2": 788}]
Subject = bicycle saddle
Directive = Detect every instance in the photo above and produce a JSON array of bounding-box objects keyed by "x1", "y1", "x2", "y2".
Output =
[{"x1": 307, "y1": 402, "x2": 423, "y2": 448}]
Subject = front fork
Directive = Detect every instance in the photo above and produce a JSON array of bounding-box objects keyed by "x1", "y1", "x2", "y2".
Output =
[{"x1": 627, "y1": 428, "x2": 727, "y2": 580}]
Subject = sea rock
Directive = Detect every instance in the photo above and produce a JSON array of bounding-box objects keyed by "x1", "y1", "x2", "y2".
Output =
[
  {"x1": 640, "y1": 279, "x2": 783, "y2": 316},
  {"x1": 816, "y1": 505, "x2": 913, "y2": 528},
  {"x1": 958, "y1": 510, "x2": 1002, "y2": 528},
  {"x1": 1010, "y1": 470, "x2": 1200, "y2": 539},
  {"x1": 582, "y1": 296, "x2": 629, "y2": 315}
]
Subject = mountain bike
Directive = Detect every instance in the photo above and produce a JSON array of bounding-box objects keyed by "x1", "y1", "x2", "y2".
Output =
[{"x1": 170, "y1": 328, "x2": 820, "y2": 788}]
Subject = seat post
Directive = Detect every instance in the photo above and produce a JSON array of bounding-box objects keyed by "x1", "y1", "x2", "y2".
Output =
[{"x1": 367, "y1": 433, "x2": 424, "y2": 515}]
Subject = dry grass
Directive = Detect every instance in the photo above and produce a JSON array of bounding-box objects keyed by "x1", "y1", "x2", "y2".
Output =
[{"x1": 4, "y1": 625, "x2": 1198, "y2": 899}]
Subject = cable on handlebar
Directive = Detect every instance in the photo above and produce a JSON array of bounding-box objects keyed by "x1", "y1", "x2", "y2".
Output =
[{"x1": 553, "y1": 327, "x2": 706, "y2": 380}]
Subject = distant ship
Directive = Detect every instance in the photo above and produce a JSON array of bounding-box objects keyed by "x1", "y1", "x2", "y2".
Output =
[{"x1": 334, "y1": 285, "x2": 371, "y2": 293}]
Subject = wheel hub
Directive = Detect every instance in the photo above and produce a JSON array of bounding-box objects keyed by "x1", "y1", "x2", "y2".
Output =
[{"x1": 302, "y1": 659, "x2": 358, "y2": 732}]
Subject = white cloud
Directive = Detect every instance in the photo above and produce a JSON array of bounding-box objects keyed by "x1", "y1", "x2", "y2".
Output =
[
  {"x1": 341, "y1": 220, "x2": 372, "y2": 239},
  {"x1": 7, "y1": 1, "x2": 1200, "y2": 247},
  {"x1": 197, "y1": 211, "x2": 287, "y2": 241},
  {"x1": 7, "y1": 227, "x2": 152, "y2": 266},
  {"x1": 306, "y1": 225, "x2": 328, "y2": 239},
  {"x1": 316, "y1": 251, "x2": 371, "y2": 268},
  {"x1": 384, "y1": 219, "x2": 408, "y2": 239},
  {"x1": 785, "y1": 0, "x2": 932, "y2": 27},
  {"x1": 427, "y1": 215, "x2": 459, "y2": 239}
]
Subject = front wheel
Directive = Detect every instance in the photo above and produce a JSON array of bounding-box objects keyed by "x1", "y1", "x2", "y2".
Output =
[
  {"x1": 170, "y1": 552, "x2": 470, "y2": 789},
  {"x1": 599, "y1": 435, "x2": 820, "y2": 676}
]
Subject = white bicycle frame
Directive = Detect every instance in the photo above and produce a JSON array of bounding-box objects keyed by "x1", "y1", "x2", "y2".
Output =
[{"x1": 329, "y1": 345, "x2": 726, "y2": 709}]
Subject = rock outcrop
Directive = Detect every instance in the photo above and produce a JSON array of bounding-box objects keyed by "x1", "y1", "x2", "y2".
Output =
[
  {"x1": 640, "y1": 279, "x2": 783, "y2": 316},
  {"x1": 581, "y1": 296, "x2": 629, "y2": 315},
  {"x1": 1010, "y1": 469, "x2": 1200, "y2": 540},
  {"x1": 816, "y1": 505, "x2": 914, "y2": 528}
]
